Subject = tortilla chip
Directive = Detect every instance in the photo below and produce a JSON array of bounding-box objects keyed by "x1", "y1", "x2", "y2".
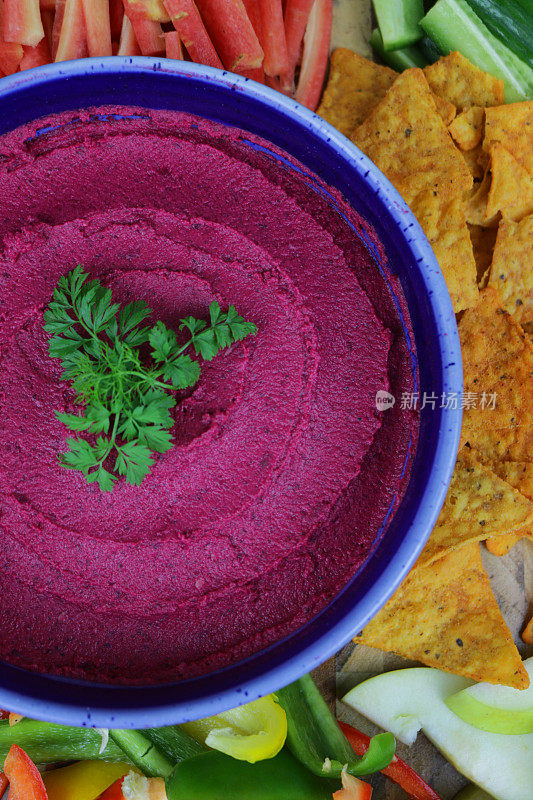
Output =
[
  {"x1": 352, "y1": 68, "x2": 476, "y2": 312},
  {"x1": 460, "y1": 288, "x2": 533, "y2": 461},
  {"x1": 358, "y1": 542, "x2": 528, "y2": 688},
  {"x1": 483, "y1": 101, "x2": 533, "y2": 175},
  {"x1": 461, "y1": 145, "x2": 490, "y2": 180},
  {"x1": 317, "y1": 49, "x2": 396, "y2": 138},
  {"x1": 487, "y1": 214, "x2": 533, "y2": 328},
  {"x1": 485, "y1": 535, "x2": 522, "y2": 556},
  {"x1": 468, "y1": 223, "x2": 497, "y2": 287},
  {"x1": 433, "y1": 93, "x2": 456, "y2": 126},
  {"x1": 317, "y1": 49, "x2": 455, "y2": 138},
  {"x1": 449, "y1": 106, "x2": 484, "y2": 150},
  {"x1": 523, "y1": 614, "x2": 533, "y2": 645},
  {"x1": 466, "y1": 169, "x2": 498, "y2": 227},
  {"x1": 424, "y1": 52, "x2": 504, "y2": 111},
  {"x1": 416, "y1": 447, "x2": 533, "y2": 568},
  {"x1": 486, "y1": 145, "x2": 533, "y2": 223}
]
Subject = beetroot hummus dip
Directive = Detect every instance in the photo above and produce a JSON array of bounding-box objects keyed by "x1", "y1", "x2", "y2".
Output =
[{"x1": 0, "y1": 108, "x2": 417, "y2": 684}]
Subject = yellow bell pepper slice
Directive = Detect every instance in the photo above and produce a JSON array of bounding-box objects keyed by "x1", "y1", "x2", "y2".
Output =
[
  {"x1": 181, "y1": 695, "x2": 287, "y2": 763},
  {"x1": 43, "y1": 761, "x2": 131, "y2": 800}
]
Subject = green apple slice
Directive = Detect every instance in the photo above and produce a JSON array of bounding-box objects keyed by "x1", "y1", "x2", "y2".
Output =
[{"x1": 446, "y1": 691, "x2": 533, "y2": 734}]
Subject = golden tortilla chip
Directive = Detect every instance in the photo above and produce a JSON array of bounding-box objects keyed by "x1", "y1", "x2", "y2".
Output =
[
  {"x1": 317, "y1": 49, "x2": 454, "y2": 138},
  {"x1": 460, "y1": 288, "x2": 533, "y2": 461},
  {"x1": 461, "y1": 146, "x2": 489, "y2": 180},
  {"x1": 317, "y1": 49, "x2": 396, "y2": 138},
  {"x1": 487, "y1": 214, "x2": 533, "y2": 328},
  {"x1": 486, "y1": 145, "x2": 533, "y2": 223},
  {"x1": 424, "y1": 52, "x2": 504, "y2": 111},
  {"x1": 523, "y1": 614, "x2": 533, "y2": 645},
  {"x1": 416, "y1": 447, "x2": 533, "y2": 568},
  {"x1": 358, "y1": 542, "x2": 528, "y2": 688},
  {"x1": 449, "y1": 106, "x2": 484, "y2": 150},
  {"x1": 468, "y1": 223, "x2": 497, "y2": 287},
  {"x1": 433, "y1": 93, "x2": 456, "y2": 126},
  {"x1": 466, "y1": 169, "x2": 498, "y2": 227},
  {"x1": 353, "y1": 68, "x2": 476, "y2": 312},
  {"x1": 481, "y1": 462, "x2": 533, "y2": 556},
  {"x1": 483, "y1": 101, "x2": 533, "y2": 175}
]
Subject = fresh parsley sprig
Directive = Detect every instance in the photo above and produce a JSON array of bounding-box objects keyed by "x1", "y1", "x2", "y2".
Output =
[{"x1": 44, "y1": 266, "x2": 257, "y2": 492}]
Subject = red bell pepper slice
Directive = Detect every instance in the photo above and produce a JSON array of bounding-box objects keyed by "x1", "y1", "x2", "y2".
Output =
[
  {"x1": 0, "y1": 0, "x2": 23, "y2": 74},
  {"x1": 3, "y1": 744, "x2": 48, "y2": 800},
  {"x1": 82, "y1": 0, "x2": 112, "y2": 56},
  {"x1": 333, "y1": 768, "x2": 373, "y2": 800},
  {"x1": 0, "y1": 772, "x2": 8, "y2": 795},
  {"x1": 3, "y1": 0, "x2": 44, "y2": 47},
  {"x1": 164, "y1": 0, "x2": 222, "y2": 68},
  {"x1": 194, "y1": 0, "x2": 263, "y2": 71},
  {"x1": 0, "y1": 711, "x2": 9, "y2": 720},
  {"x1": 165, "y1": 30, "x2": 184, "y2": 59},
  {"x1": 257, "y1": 0, "x2": 288, "y2": 75},
  {"x1": 123, "y1": 0, "x2": 164, "y2": 55},
  {"x1": 117, "y1": 15, "x2": 141, "y2": 55},
  {"x1": 338, "y1": 721, "x2": 443, "y2": 800},
  {"x1": 54, "y1": 0, "x2": 88, "y2": 62},
  {"x1": 293, "y1": 0, "x2": 331, "y2": 110},
  {"x1": 96, "y1": 777, "x2": 126, "y2": 800}
]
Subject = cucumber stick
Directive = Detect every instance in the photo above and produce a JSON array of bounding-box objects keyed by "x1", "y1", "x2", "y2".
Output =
[
  {"x1": 370, "y1": 28, "x2": 428, "y2": 70},
  {"x1": 464, "y1": 0, "x2": 533, "y2": 69},
  {"x1": 421, "y1": 0, "x2": 533, "y2": 102},
  {"x1": 373, "y1": 0, "x2": 424, "y2": 51}
]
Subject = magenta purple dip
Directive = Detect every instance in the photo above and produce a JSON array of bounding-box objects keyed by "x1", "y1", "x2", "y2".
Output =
[{"x1": 0, "y1": 107, "x2": 418, "y2": 684}]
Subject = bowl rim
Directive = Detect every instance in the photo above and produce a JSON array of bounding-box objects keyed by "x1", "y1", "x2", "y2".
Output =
[{"x1": 0, "y1": 56, "x2": 463, "y2": 728}]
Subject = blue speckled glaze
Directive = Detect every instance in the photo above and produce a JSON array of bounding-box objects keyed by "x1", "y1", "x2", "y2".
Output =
[{"x1": 0, "y1": 58, "x2": 462, "y2": 729}]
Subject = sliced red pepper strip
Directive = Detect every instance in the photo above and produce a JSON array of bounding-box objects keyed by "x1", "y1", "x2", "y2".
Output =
[
  {"x1": 0, "y1": 711, "x2": 9, "y2": 720},
  {"x1": 333, "y1": 768, "x2": 373, "y2": 800},
  {"x1": 96, "y1": 777, "x2": 126, "y2": 800},
  {"x1": 0, "y1": 772, "x2": 7, "y2": 794},
  {"x1": 165, "y1": 30, "x2": 184, "y2": 58},
  {"x1": 3, "y1": 744, "x2": 48, "y2": 800},
  {"x1": 338, "y1": 721, "x2": 443, "y2": 800},
  {"x1": 293, "y1": 0, "x2": 331, "y2": 110},
  {"x1": 0, "y1": 0, "x2": 23, "y2": 75},
  {"x1": 194, "y1": 0, "x2": 263, "y2": 71},
  {"x1": 164, "y1": 0, "x2": 222, "y2": 68},
  {"x1": 3, "y1": 0, "x2": 44, "y2": 47},
  {"x1": 82, "y1": 0, "x2": 112, "y2": 56},
  {"x1": 257, "y1": 0, "x2": 288, "y2": 75}
]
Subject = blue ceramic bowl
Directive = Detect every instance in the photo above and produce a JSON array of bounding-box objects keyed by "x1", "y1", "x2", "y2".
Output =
[{"x1": 0, "y1": 58, "x2": 462, "y2": 728}]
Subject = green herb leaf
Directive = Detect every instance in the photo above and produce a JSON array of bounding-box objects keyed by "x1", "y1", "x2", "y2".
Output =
[{"x1": 46, "y1": 269, "x2": 257, "y2": 492}]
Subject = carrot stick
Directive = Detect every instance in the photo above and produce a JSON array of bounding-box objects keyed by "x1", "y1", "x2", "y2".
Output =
[
  {"x1": 194, "y1": 0, "x2": 263, "y2": 71},
  {"x1": 123, "y1": 0, "x2": 171, "y2": 22},
  {"x1": 4, "y1": 0, "x2": 44, "y2": 47},
  {"x1": 55, "y1": 0, "x2": 88, "y2": 61},
  {"x1": 165, "y1": 30, "x2": 183, "y2": 59},
  {"x1": 82, "y1": 0, "x2": 112, "y2": 56},
  {"x1": 294, "y1": 0, "x2": 331, "y2": 110},
  {"x1": 123, "y1": 0, "x2": 164, "y2": 55},
  {"x1": 0, "y1": 0, "x2": 23, "y2": 74},
  {"x1": 164, "y1": 0, "x2": 222, "y2": 68},
  {"x1": 257, "y1": 0, "x2": 288, "y2": 75},
  {"x1": 20, "y1": 36, "x2": 51, "y2": 67},
  {"x1": 52, "y1": 0, "x2": 65, "y2": 58},
  {"x1": 117, "y1": 14, "x2": 141, "y2": 55},
  {"x1": 109, "y1": 0, "x2": 124, "y2": 40},
  {"x1": 236, "y1": 65, "x2": 265, "y2": 82},
  {"x1": 282, "y1": 0, "x2": 314, "y2": 87},
  {"x1": 242, "y1": 0, "x2": 262, "y2": 43}
]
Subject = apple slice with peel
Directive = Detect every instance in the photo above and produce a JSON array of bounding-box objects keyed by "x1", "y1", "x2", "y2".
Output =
[
  {"x1": 342, "y1": 658, "x2": 533, "y2": 800},
  {"x1": 446, "y1": 680, "x2": 533, "y2": 735}
]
